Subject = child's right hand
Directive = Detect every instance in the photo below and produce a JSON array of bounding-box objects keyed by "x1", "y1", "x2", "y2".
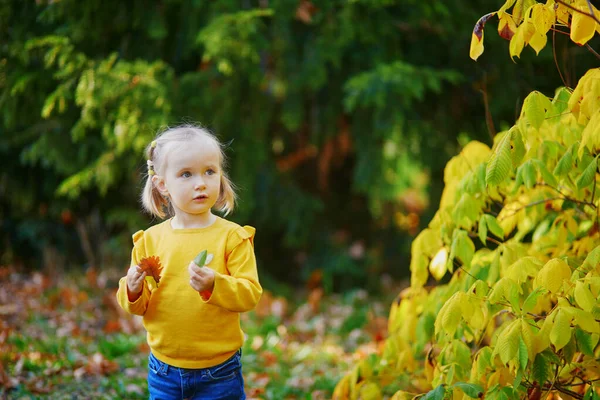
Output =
[{"x1": 126, "y1": 265, "x2": 146, "y2": 301}]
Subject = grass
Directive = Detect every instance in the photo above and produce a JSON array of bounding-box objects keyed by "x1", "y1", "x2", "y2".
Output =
[{"x1": 0, "y1": 267, "x2": 400, "y2": 399}]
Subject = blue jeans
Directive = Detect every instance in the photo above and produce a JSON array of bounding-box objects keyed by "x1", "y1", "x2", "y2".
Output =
[{"x1": 147, "y1": 350, "x2": 246, "y2": 400}]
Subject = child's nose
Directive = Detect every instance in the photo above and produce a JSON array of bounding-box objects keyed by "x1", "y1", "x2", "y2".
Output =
[{"x1": 194, "y1": 178, "x2": 206, "y2": 189}]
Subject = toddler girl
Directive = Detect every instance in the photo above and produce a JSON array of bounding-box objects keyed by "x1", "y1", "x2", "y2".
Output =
[{"x1": 116, "y1": 125, "x2": 262, "y2": 399}]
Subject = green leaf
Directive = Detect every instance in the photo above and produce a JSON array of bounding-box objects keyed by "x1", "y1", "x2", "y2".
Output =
[
  {"x1": 574, "y1": 328, "x2": 598, "y2": 357},
  {"x1": 553, "y1": 144, "x2": 575, "y2": 176},
  {"x1": 453, "y1": 193, "x2": 479, "y2": 229},
  {"x1": 475, "y1": 347, "x2": 493, "y2": 378},
  {"x1": 495, "y1": 320, "x2": 521, "y2": 365},
  {"x1": 454, "y1": 383, "x2": 484, "y2": 399},
  {"x1": 576, "y1": 155, "x2": 598, "y2": 190},
  {"x1": 549, "y1": 309, "x2": 572, "y2": 350},
  {"x1": 194, "y1": 250, "x2": 208, "y2": 267},
  {"x1": 451, "y1": 229, "x2": 475, "y2": 268},
  {"x1": 485, "y1": 215, "x2": 505, "y2": 239},
  {"x1": 423, "y1": 384, "x2": 446, "y2": 400},
  {"x1": 518, "y1": 336, "x2": 528, "y2": 371},
  {"x1": 581, "y1": 245, "x2": 600, "y2": 274},
  {"x1": 486, "y1": 131, "x2": 513, "y2": 186},
  {"x1": 510, "y1": 130, "x2": 526, "y2": 167},
  {"x1": 521, "y1": 160, "x2": 537, "y2": 189},
  {"x1": 551, "y1": 87, "x2": 571, "y2": 114},
  {"x1": 532, "y1": 353, "x2": 550, "y2": 385},
  {"x1": 523, "y1": 91, "x2": 552, "y2": 130},
  {"x1": 574, "y1": 281, "x2": 596, "y2": 312},
  {"x1": 478, "y1": 217, "x2": 488, "y2": 245},
  {"x1": 523, "y1": 287, "x2": 545, "y2": 314},
  {"x1": 584, "y1": 386, "x2": 600, "y2": 400},
  {"x1": 534, "y1": 159, "x2": 558, "y2": 187}
]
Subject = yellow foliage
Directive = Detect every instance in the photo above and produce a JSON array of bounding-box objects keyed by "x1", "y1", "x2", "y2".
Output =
[
  {"x1": 390, "y1": 391, "x2": 416, "y2": 400},
  {"x1": 339, "y1": 8, "x2": 600, "y2": 396},
  {"x1": 429, "y1": 247, "x2": 449, "y2": 281},
  {"x1": 535, "y1": 258, "x2": 572, "y2": 294},
  {"x1": 570, "y1": 0, "x2": 599, "y2": 45}
]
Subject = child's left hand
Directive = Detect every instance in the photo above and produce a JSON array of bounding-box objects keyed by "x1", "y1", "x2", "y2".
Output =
[{"x1": 188, "y1": 261, "x2": 215, "y2": 293}]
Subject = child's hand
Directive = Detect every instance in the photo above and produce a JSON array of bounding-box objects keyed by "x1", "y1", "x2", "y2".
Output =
[
  {"x1": 188, "y1": 261, "x2": 215, "y2": 293},
  {"x1": 126, "y1": 265, "x2": 146, "y2": 301}
]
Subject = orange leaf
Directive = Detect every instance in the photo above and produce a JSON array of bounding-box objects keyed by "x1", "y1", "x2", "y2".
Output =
[{"x1": 139, "y1": 256, "x2": 163, "y2": 285}]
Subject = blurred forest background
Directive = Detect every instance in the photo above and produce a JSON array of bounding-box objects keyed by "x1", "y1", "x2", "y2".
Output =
[
  {"x1": 1, "y1": 0, "x2": 596, "y2": 290},
  {"x1": 3, "y1": 0, "x2": 600, "y2": 398}
]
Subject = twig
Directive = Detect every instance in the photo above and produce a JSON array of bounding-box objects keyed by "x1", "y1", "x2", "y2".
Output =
[
  {"x1": 586, "y1": 43, "x2": 600, "y2": 60},
  {"x1": 553, "y1": 27, "x2": 568, "y2": 87},
  {"x1": 555, "y1": 0, "x2": 600, "y2": 59},
  {"x1": 479, "y1": 73, "x2": 496, "y2": 142},
  {"x1": 556, "y1": 0, "x2": 600, "y2": 25},
  {"x1": 541, "y1": 183, "x2": 597, "y2": 208},
  {"x1": 500, "y1": 197, "x2": 562, "y2": 219}
]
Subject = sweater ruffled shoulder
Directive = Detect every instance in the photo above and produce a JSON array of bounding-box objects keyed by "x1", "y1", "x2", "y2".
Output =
[
  {"x1": 226, "y1": 225, "x2": 255, "y2": 254},
  {"x1": 131, "y1": 230, "x2": 147, "y2": 265},
  {"x1": 132, "y1": 230, "x2": 145, "y2": 244}
]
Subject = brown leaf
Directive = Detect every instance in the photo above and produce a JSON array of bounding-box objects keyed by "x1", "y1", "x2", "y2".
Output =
[
  {"x1": 139, "y1": 256, "x2": 163, "y2": 285},
  {"x1": 85, "y1": 352, "x2": 119, "y2": 376}
]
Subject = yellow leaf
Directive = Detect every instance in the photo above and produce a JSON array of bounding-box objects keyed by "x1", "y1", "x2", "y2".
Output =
[
  {"x1": 535, "y1": 258, "x2": 572, "y2": 294},
  {"x1": 574, "y1": 281, "x2": 596, "y2": 312},
  {"x1": 513, "y1": 0, "x2": 536, "y2": 25},
  {"x1": 410, "y1": 253, "x2": 429, "y2": 289},
  {"x1": 430, "y1": 248, "x2": 449, "y2": 281},
  {"x1": 532, "y1": 3, "x2": 554, "y2": 35},
  {"x1": 435, "y1": 293, "x2": 462, "y2": 336},
  {"x1": 570, "y1": 1, "x2": 597, "y2": 45},
  {"x1": 414, "y1": 228, "x2": 444, "y2": 258},
  {"x1": 510, "y1": 21, "x2": 535, "y2": 59},
  {"x1": 469, "y1": 301, "x2": 487, "y2": 331},
  {"x1": 333, "y1": 374, "x2": 351, "y2": 400},
  {"x1": 555, "y1": 1, "x2": 570, "y2": 24},
  {"x1": 498, "y1": 0, "x2": 517, "y2": 18},
  {"x1": 390, "y1": 391, "x2": 416, "y2": 400},
  {"x1": 579, "y1": 109, "x2": 600, "y2": 157},
  {"x1": 570, "y1": 307, "x2": 600, "y2": 333},
  {"x1": 569, "y1": 69, "x2": 600, "y2": 125},
  {"x1": 535, "y1": 310, "x2": 554, "y2": 354},
  {"x1": 357, "y1": 381, "x2": 382, "y2": 400},
  {"x1": 495, "y1": 320, "x2": 521, "y2": 365},
  {"x1": 528, "y1": 31, "x2": 547, "y2": 55},
  {"x1": 497, "y1": 202, "x2": 522, "y2": 238},
  {"x1": 521, "y1": 319, "x2": 536, "y2": 359},
  {"x1": 470, "y1": 13, "x2": 496, "y2": 60},
  {"x1": 505, "y1": 257, "x2": 543, "y2": 284},
  {"x1": 549, "y1": 309, "x2": 572, "y2": 350}
]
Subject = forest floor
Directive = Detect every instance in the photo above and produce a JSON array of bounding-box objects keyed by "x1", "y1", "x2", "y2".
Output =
[{"x1": 0, "y1": 266, "x2": 404, "y2": 399}]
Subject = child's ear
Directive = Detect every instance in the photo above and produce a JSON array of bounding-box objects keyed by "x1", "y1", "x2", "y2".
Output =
[{"x1": 152, "y1": 175, "x2": 169, "y2": 196}]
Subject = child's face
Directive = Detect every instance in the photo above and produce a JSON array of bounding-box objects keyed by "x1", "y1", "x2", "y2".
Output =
[{"x1": 154, "y1": 139, "x2": 222, "y2": 221}]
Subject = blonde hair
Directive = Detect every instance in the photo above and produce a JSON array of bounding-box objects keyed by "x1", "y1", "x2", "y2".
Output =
[{"x1": 141, "y1": 124, "x2": 237, "y2": 218}]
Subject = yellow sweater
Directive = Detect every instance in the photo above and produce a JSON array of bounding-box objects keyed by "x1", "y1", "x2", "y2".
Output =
[{"x1": 116, "y1": 217, "x2": 262, "y2": 369}]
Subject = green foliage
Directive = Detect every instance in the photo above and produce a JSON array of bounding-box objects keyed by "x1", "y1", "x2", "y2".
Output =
[{"x1": 1, "y1": 0, "x2": 592, "y2": 286}]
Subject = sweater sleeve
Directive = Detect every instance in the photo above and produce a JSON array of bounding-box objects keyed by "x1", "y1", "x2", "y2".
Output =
[
  {"x1": 116, "y1": 230, "x2": 153, "y2": 316},
  {"x1": 204, "y1": 226, "x2": 263, "y2": 312}
]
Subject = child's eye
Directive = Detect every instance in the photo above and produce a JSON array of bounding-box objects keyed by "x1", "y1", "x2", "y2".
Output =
[
  {"x1": 206, "y1": 169, "x2": 215, "y2": 176},
  {"x1": 181, "y1": 171, "x2": 192, "y2": 178}
]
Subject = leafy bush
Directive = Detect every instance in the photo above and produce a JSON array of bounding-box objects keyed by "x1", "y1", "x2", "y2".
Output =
[{"x1": 335, "y1": 1, "x2": 600, "y2": 398}]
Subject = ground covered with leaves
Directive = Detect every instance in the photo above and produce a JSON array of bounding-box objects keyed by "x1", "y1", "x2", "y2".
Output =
[{"x1": 0, "y1": 266, "x2": 398, "y2": 399}]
